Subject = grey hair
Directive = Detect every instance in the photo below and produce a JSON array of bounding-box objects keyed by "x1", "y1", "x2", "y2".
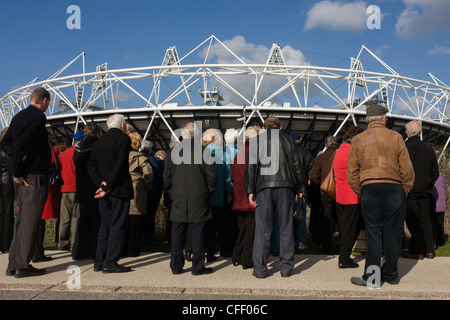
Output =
[
  {"x1": 405, "y1": 120, "x2": 421, "y2": 136},
  {"x1": 366, "y1": 115, "x2": 385, "y2": 124},
  {"x1": 169, "y1": 140, "x2": 180, "y2": 148},
  {"x1": 224, "y1": 128, "x2": 239, "y2": 145},
  {"x1": 245, "y1": 126, "x2": 260, "y2": 141},
  {"x1": 140, "y1": 139, "x2": 154, "y2": 153},
  {"x1": 202, "y1": 128, "x2": 223, "y2": 146},
  {"x1": 181, "y1": 122, "x2": 201, "y2": 139},
  {"x1": 106, "y1": 114, "x2": 126, "y2": 129}
]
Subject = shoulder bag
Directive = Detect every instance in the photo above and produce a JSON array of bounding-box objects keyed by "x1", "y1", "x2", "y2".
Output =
[
  {"x1": 48, "y1": 146, "x2": 64, "y2": 187},
  {"x1": 320, "y1": 151, "x2": 336, "y2": 199}
]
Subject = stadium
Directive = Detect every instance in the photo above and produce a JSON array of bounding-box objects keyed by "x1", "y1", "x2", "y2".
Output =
[{"x1": 1, "y1": 35, "x2": 449, "y2": 161}]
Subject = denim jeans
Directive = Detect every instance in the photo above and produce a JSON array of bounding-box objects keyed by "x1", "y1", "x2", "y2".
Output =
[{"x1": 360, "y1": 183, "x2": 406, "y2": 283}]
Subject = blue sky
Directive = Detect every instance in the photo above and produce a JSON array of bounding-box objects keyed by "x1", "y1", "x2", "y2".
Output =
[{"x1": 1, "y1": 0, "x2": 449, "y2": 100}]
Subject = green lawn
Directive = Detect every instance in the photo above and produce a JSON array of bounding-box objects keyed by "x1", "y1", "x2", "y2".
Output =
[{"x1": 43, "y1": 219, "x2": 450, "y2": 257}]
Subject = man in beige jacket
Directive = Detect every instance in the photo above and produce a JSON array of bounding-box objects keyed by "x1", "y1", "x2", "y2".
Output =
[{"x1": 347, "y1": 104, "x2": 415, "y2": 287}]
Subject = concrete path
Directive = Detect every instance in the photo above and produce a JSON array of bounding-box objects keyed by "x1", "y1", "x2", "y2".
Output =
[{"x1": 0, "y1": 250, "x2": 449, "y2": 301}]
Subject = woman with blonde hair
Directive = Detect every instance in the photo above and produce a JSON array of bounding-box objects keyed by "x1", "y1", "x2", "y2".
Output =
[{"x1": 124, "y1": 132, "x2": 153, "y2": 257}]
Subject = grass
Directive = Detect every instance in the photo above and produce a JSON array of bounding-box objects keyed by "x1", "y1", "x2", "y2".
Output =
[{"x1": 43, "y1": 218, "x2": 450, "y2": 257}]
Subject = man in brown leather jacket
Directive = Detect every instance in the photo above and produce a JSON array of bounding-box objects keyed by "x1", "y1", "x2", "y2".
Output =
[{"x1": 347, "y1": 104, "x2": 414, "y2": 287}]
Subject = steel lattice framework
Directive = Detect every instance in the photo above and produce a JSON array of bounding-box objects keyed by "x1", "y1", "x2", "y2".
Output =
[{"x1": 1, "y1": 35, "x2": 449, "y2": 161}]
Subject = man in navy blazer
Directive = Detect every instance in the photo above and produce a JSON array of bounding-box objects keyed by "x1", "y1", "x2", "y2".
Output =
[{"x1": 87, "y1": 114, "x2": 133, "y2": 273}]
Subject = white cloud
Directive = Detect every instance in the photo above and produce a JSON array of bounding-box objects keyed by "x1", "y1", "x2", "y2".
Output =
[
  {"x1": 200, "y1": 35, "x2": 308, "y2": 66},
  {"x1": 304, "y1": 1, "x2": 368, "y2": 32},
  {"x1": 395, "y1": 0, "x2": 450, "y2": 40},
  {"x1": 374, "y1": 44, "x2": 390, "y2": 57},
  {"x1": 115, "y1": 90, "x2": 133, "y2": 103},
  {"x1": 427, "y1": 44, "x2": 450, "y2": 56},
  {"x1": 197, "y1": 36, "x2": 312, "y2": 105},
  {"x1": 124, "y1": 53, "x2": 135, "y2": 61}
]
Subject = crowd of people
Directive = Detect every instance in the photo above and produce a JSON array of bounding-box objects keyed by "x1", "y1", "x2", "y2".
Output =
[{"x1": 0, "y1": 88, "x2": 447, "y2": 287}]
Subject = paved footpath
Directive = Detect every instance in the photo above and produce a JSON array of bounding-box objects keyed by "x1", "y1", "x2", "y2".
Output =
[{"x1": 0, "y1": 250, "x2": 449, "y2": 301}]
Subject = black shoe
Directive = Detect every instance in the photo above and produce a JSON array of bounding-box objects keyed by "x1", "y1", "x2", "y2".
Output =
[
  {"x1": 252, "y1": 270, "x2": 266, "y2": 279},
  {"x1": 185, "y1": 252, "x2": 192, "y2": 261},
  {"x1": 350, "y1": 276, "x2": 367, "y2": 287},
  {"x1": 232, "y1": 260, "x2": 240, "y2": 266},
  {"x1": 14, "y1": 265, "x2": 46, "y2": 278},
  {"x1": 206, "y1": 254, "x2": 217, "y2": 262},
  {"x1": 32, "y1": 255, "x2": 53, "y2": 263},
  {"x1": 5, "y1": 269, "x2": 14, "y2": 276},
  {"x1": 280, "y1": 270, "x2": 292, "y2": 277},
  {"x1": 172, "y1": 269, "x2": 184, "y2": 275},
  {"x1": 382, "y1": 277, "x2": 400, "y2": 285},
  {"x1": 102, "y1": 264, "x2": 132, "y2": 273},
  {"x1": 192, "y1": 267, "x2": 214, "y2": 276},
  {"x1": 339, "y1": 261, "x2": 359, "y2": 269},
  {"x1": 93, "y1": 264, "x2": 103, "y2": 272}
]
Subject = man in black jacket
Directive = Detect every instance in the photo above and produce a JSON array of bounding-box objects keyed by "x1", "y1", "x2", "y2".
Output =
[
  {"x1": 164, "y1": 122, "x2": 218, "y2": 276},
  {"x1": 87, "y1": 114, "x2": 133, "y2": 273},
  {"x1": 290, "y1": 131, "x2": 313, "y2": 250},
  {"x1": 1, "y1": 87, "x2": 51, "y2": 278},
  {"x1": 245, "y1": 116, "x2": 305, "y2": 278},
  {"x1": 402, "y1": 121, "x2": 439, "y2": 259}
]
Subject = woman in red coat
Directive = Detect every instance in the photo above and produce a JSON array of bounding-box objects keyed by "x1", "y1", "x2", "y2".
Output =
[
  {"x1": 333, "y1": 126, "x2": 364, "y2": 269},
  {"x1": 231, "y1": 126, "x2": 260, "y2": 269},
  {"x1": 33, "y1": 144, "x2": 66, "y2": 262}
]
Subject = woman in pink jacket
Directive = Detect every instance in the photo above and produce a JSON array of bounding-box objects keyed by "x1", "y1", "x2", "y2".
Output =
[{"x1": 333, "y1": 126, "x2": 364, "y2": 269}]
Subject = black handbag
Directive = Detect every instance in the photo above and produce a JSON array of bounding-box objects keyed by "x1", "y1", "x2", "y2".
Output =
[
  {"x1": 48, "y1": 146, "x2": 64, "y2": 187},
  {"x1": 293, "y1": 195, "x2": 306, "y2": 221}
]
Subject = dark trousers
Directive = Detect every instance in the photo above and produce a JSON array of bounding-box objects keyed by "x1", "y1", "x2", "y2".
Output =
[
  {"x1": 0, "y1": 183, "x2": 14, "y2": 253},
  {"x1": 405, "y1": 193, "x2": 435, "y2": 254},
  {"x1": 71, "y1": 197, "x2": 101, "y2": 260},
  {"x1": 232, "y1": 211, "x2": 255, "y2": 268},
  {"x1": 123, "y1": 215, "x2": 142, "y2": 257},
  {"x1": 141, "y1": 197, "x2": 160, "y2": 244},
  {"x1": 33, "y1": 219, "x2": 46, "y2": 258},
  {"x1": 320, "y1": 193, "x2": 336, "y2": 252},
  {"x1": 170, "y1": 221, "x2": 206, "y2": 274},
  {"x1": 253, "y1": 187, "x2": 295, "y2": 277},
  {"x1": 432, "y1": 212, "x2": 446, "y2": 247},
  {"x1": 336, "y1": 203, "x2": 363, "y2": 264},
  {"x1": 203, "y1": 204, "x2": 238, "y2": 257},
  {"x1": 360, "y1": 183, "x2": 406, "y2": 283},
  {"x1": 221, "y1": 201, "x2": 238, "y2": 256},
  {"x1": 96, "y1": 196, "x2": 129, "y2": 269},
  {"x1": 8, "y1": 174, "x2": 49, "y2": 271},
  {"x1": 204, "y1": 206, "x2": 222, "y2": 256},
  {"x1": 308, "y1": 186, "x2": 322, "y2": 243}
]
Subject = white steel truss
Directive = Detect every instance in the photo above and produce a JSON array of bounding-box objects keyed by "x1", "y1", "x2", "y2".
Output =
[{"x1": 1, "y1": 35, "x2": 449, "y2": 160}]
